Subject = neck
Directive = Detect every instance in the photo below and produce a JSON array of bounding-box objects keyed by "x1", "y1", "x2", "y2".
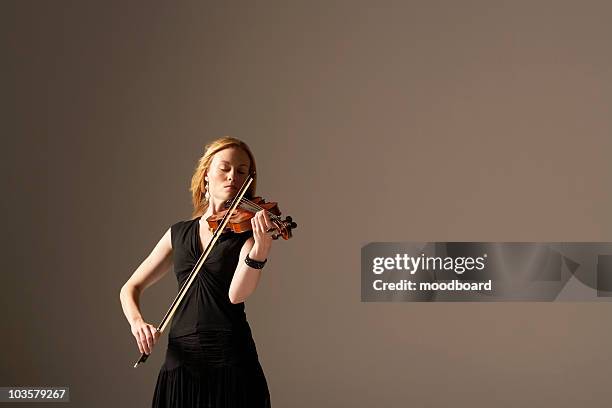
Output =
[{"x1": 203, "y1": 198, "x2": 224, "y2": 218}]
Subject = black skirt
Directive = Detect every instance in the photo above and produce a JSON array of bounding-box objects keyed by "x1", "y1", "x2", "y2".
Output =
[{"x1": 152, "y1": 329, "x2": 271, "y2": 407}]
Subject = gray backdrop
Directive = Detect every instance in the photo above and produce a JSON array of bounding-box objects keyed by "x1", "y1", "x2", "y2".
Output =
[{"x1": 3, "y1": 1, "x2": 612, "y2": 407}]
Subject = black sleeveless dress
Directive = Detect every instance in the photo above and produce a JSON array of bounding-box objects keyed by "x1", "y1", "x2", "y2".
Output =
[{"x1": 151, "y1": 217, "x2": 271, "y2": 407}]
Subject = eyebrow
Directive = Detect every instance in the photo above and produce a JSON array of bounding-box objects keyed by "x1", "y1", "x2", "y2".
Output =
[{"x1": 219, "y1": 160, "x2": 249, "y2": 168}]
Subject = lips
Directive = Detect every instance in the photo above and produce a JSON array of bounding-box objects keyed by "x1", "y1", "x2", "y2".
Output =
[{"x1": 224, "y1": 185, "x2": 237, "y2": 190}]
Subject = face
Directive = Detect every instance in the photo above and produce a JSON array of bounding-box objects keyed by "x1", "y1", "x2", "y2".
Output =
[{"x1": 206, "y1": 147, "x2": 251, "y2": 202}]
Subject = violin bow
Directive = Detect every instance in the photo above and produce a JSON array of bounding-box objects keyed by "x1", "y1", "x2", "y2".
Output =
[{"x1": 133, "y1": 175, "x2": 254, "y2": 368}]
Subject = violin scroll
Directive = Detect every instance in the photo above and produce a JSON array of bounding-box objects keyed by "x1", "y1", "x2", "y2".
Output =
[{"x1": 269, "y1": 215, "x2": 297, "y2": 240}]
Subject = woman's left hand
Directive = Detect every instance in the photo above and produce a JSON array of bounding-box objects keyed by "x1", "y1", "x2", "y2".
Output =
[{"x1": 251, "y1": 209, "x2": 274, "y2": 250}]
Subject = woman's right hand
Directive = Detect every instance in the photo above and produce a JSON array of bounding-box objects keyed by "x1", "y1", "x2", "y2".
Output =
[{"x1": 130, "y1": 318, "x2": 160, "y2": 355}]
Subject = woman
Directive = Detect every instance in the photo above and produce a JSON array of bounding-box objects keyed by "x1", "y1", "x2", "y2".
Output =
[{"x1": 120, "y1": 137, "x2": 273, "y2": 407}]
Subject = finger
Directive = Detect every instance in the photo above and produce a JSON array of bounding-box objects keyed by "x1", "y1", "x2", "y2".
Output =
[
  {"x1": 251, "y1": 216, "x2": 262, "y2": 236},
  {"x1": 254, "y1": 214, "x2": 263, "y2": 231},
  {"x1": 262, "y1": 210, "x2": 272, "y2": 225},
  {"x1": 144, "y1": 329, "x2": 153, "y2": 351},
  {"x1": 256, "y1": 216, "x2": 268, "y2": 237},
  {"x1": 137, "y1": 336, "x2": 146, "y2": 354},
  {"x1": 263, "y1": 217, "x2": 274, "y2": 232},
  {"x1": 139, "y1": 329, "x2": 151, "y2": 354},
  {"x1": 258, "y1": 217, "x2": 273, "y2": 236},
  {"x1": 148, "y1": 325, "x2": 159, "y2": 344},
  {"x1": 136, "y1": 337, "x2": 143, "y2": 354},
  {"x1": 260, "y1": 210, "x2": 275, "y2": 231}
]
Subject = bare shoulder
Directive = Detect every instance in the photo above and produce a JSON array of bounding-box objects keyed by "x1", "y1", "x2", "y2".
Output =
[
  {"x1": 125, "y1": 227, "x2": 173, "y2": 292},
  {"x1": 156, "y1": 227, "x2": 173, "y2": 251}
]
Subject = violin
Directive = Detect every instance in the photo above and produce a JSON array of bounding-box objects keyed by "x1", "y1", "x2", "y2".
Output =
[{"x1": 206, "y1": 196, "x2": 297, "y2": 240}]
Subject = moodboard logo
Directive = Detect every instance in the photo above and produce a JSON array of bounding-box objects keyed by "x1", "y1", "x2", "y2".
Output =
[{"x1": 361, "y1": 242, "x2": 612, "y2": 302}]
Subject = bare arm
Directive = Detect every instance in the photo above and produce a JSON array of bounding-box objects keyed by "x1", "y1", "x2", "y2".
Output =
[
  {"x1": 119, "y1": 227, "x2": 173, "y2": 353},
  {"x1": 228, "y1": 237, "x2": 270, "y2": 303},
  {"x1": 228, "y1": 209, "x2": 273, "y2": 304}
]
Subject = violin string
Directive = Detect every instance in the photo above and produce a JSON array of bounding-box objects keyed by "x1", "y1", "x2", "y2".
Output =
[
  {"x1": 239, "y1": 197, "x2": 282, "y2": 221},
  {"x1": 232, "y1": 198, "x2": 259, "y2": 212},
  {"x1": 242, "y1": 198, "x2": 279, "y2": 218}
]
